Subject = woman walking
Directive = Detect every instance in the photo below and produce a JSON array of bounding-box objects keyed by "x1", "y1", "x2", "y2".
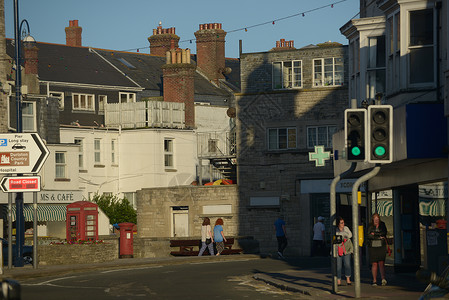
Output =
[
  {"x1": 335, "y1": 216, "x2": 353, "y2": 286},
  {"x1": 367, "y1": 213, "x2": 388, "y2": 286},
  {"x1": 198, "y1": 217, "x2": 214, "y2": 256},
  {"x1": 213, "y1": 218, "x2": 227, "y2": 256}
]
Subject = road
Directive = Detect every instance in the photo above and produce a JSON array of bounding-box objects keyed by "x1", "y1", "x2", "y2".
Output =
[{"x1": 20, "y1": 257, "x2": 317, "y2": 300}]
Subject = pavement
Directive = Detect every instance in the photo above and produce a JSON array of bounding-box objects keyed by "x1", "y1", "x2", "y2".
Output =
[{"x1": 0, "y1": 254, "x2": 429, "y2": 299}]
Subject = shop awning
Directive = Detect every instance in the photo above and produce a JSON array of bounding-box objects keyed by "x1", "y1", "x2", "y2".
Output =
[{"x1": 7, "y1": 205, "x2": 67, "y2": 222}]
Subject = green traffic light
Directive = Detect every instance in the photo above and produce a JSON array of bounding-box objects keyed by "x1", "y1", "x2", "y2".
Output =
[
  {"x1": 351, "y1": 146, "x2": 361, "y2": 156},
  {"x1": 374, "y1": 146, "x2": 386, "y2": 157}
]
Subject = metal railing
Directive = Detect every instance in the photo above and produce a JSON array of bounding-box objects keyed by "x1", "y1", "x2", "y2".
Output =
[{"x1": 197, "y1": 131, "x2": 236, "y2": 158}]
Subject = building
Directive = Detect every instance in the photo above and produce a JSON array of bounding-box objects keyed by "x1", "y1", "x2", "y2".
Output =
[
  {"x1": 337, "y1": 0, "x2": 448, "y2": 273},
  {"x1": 235, "y1": 39, "x2": 349, "y2": 255}
]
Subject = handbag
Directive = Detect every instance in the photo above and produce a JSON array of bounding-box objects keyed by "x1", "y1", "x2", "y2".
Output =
[
  {"x1": 205, "y1": 238, "x2": 212, "y2": 245},
  {"x1": 337, "y1": 242, "x2": 346, "y2": 256},
  {"x1": 385, "y1": 238, "x2": 392, "y2": 256}
]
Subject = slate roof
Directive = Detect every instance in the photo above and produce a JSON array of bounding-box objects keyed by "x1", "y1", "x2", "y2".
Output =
[{"x1": 6, "y1": 39, "x2": 241, "y2": 100}]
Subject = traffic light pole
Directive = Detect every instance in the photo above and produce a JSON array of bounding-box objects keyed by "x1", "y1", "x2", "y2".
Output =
[
  {"x1": 351, "y1": 165, "x2": 380, "y2": 298},
  {"x1": 330, "y1": 162, "x2": 356, "y2": 294}
]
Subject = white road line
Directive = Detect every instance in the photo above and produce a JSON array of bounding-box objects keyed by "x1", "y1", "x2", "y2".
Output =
[
  {"x1": 190, "y1": 259, "x2": 252, "y2": 265},
  {"x1": 23, "y1": 276, "x2": 78, "y2": 286},
  {"x1": 101, "y1": 265, "x2": 163, "y2": 273}
]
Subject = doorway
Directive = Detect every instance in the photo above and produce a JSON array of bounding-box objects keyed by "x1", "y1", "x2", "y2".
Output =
[{"x1": 172, "y1": 206, "x2": 189, "y2": 237}]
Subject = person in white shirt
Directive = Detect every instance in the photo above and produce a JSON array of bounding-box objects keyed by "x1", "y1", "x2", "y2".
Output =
[
  {"x1": 312, "y1": 216, "x2": 326, "y2": 256},
  {"x1": 198, "y1": 217, "x2": 214, "y2": 256}
]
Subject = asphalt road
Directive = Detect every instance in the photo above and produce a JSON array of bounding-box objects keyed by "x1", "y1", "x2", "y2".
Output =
[{"x1": 20, "y1": 257, "x2": 313, "y2": 300}]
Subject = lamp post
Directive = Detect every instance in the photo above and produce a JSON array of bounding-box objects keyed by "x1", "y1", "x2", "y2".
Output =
[{"x1": 13, "y1": 0, "x2": 33, "y2": 267}]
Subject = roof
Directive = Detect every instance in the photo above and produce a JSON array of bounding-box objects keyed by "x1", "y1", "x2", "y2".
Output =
[{"x1": 6, "y1": 39, "x2": 240, "y2": 101}]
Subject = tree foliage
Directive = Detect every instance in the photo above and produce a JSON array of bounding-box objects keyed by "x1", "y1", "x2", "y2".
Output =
[{"x1": 90, "y1": 194, "x2": 137, "y2": 225}]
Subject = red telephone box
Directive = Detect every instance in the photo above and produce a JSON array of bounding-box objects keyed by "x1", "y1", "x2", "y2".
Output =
[{"x1": 66, "y1": 201, "x2": 99, "y2": 241}]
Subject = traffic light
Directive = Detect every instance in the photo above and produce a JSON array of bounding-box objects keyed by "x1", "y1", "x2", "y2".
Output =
[
  {"x1": 345, "y1": 109, "x2": 366, "y2": 161},
  {"x1": 367, "y1": 105, "x2": 393, "y2": 163}
]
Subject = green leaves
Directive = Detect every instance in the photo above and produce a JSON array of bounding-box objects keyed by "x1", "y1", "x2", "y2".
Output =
[{"x1": 90, "y1": 194, "x2": 137, "y2": 225}]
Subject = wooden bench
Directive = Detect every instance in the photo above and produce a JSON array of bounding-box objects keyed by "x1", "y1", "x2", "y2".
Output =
[{"x1": 170, "y1": 238, "x2": 242, "y2": 256}]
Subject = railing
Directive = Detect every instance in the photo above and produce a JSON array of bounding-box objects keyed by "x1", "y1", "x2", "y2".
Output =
[
  {"x1": 197, "y1": 131, "x2": 236, "y2": 158},
  {"x1": 105, "y1": 101, "x2": 185, "y2": 129}
]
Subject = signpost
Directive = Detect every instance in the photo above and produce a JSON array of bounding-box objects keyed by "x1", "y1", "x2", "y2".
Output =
[
  {"x1": 1, "y1": 176, "x2": 41, "y2": 193},
  {"x1": 0, "y1": 133, "x2": 50, "y2": 174}
]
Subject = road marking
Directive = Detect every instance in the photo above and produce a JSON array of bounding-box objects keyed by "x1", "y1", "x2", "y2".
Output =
[
  {"x1": 23, "y1": 276, "x2": 78, "y2": 286},
  {"x1": 101, "y1": 265, "x2": 162, "y2": 273},
  {"x1": 190, "y1": 258, "x2": 252, "y2": 265}
]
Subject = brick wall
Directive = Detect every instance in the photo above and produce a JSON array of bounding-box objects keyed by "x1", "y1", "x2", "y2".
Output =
[
  {"x1": 65, "y1": 20, "x2": 82, "y2": 47},
  {"x1": 148, "y1": 26, "x2": 179, "y2": 57}
]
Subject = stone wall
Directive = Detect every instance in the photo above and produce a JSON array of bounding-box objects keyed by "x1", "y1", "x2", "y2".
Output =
[{"x1": 38, "y1": 237, "x2": 119, "y2": 265}]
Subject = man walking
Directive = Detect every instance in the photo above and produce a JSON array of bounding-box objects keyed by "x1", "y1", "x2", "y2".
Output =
[
  {"x1": 274, "y1": 216, "x2": 288, "y2": 259},
  {"x1": 312, "y1": 216, "x2": 326, "y2": 256}
]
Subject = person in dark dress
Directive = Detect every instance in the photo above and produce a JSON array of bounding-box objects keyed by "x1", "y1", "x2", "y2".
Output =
[{"x1": 367, "y1": 213, "x2": 388, "y2": 286}]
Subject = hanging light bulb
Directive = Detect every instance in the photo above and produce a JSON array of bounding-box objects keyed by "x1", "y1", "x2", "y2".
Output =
[
  {"x1": 331, "y1": 4, "x2": 334, "y2": 8},
  {"x1": 302, "y1": 13, "x2": 305, "y2": 17},
  {"x1": 245, "y1": 28, "x2": 247, "y2": 32},
  {"x1": 272, "y1": 21, "x2": 275, "y2": 25}
]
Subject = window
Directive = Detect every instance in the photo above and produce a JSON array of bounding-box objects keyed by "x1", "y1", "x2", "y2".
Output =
[
  {"x1": 123, "y1": 192, "x2": 137, "y2": 209},
  {"x1": 72, "y1": 93, "x2": 95, "y2": 111},
  {"x1": 409, "y1": 9, "x2": 434, "y2": 85},
  {"x1": 119, "y1": 92, "x2": 136, "y2": 103},
  {"x1": 307, "y1": 126, "x2": 337, "y2": 148},
  {"x1": 111, "y1": 139, "x2": 116, "y2": 164},
  {"x1": 387, "y1": 13, "x2": 401, "y2": 93},
  {"x1": 98, "y1": 95, "x2": 107, "y2": 113},
  {"x1": 94, "y1": 139, "x2": 101, "y2": 164},
  {"x1": 367, "y1": 36, "x2": 386, "y2": 100},
  {"x1": 164, "y1": 139, "x2": 174, "y2": 168},
  {"x1": 313, "y1": 58, "x2": 344, "y2": 87},
  {"x1": 208, "y1": 139, "x2": 218, "y2": 153},
  {"x1": 55, "y1": 152, "x2": 66, "y2": 179},
  {"x1": 272, "y1": 61, "x2": 302, "y2": 89},
  {"x1": 21, "y1": 101, "x2": 36, "y2": 132},
  {"x1": 74, "y1": 138, "x2": 84, "y2": 169},
  {"x1": 49, "y1": 91, "x2": 64, "y2": 110},
  {"x1": 268, "y1": 128, "x2": 296, "y2": 150}
]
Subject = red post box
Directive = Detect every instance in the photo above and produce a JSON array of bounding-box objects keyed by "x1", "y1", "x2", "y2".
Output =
[
  {"x1": 66, "y1": 201, "x2": 99, "y2": 242},
  {"x1": 118, "y1": 222, "x2": 135, "y2": 258}
]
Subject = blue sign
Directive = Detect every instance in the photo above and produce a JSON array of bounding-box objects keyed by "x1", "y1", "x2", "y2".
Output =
[{"x1": 0, "y1": 139, "x2": 7, "y2": 147}]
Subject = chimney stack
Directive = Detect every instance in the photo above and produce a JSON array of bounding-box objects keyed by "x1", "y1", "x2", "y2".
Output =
[
  {"x1": 162, "y1": 48, "x2": 196, "y2": 128},
  {"x1": 194, "y1": 23, "x2": 226, "y2": 84},
  {"x1": 23, "y1": 41, "x2": 39, "y2": 74},
  {"x1": 65, "y1": 20, "x2": 82, "y2": 47},
  {"x1": 148, "y1": 24, "x2": 180, "y2": 56},
  {"x1": 271, "y1": 39, "x2": 295, "y2": 51}
]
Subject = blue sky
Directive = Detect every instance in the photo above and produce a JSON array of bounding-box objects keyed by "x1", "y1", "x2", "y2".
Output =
[{"x1": 5, "y1": 0, "x2": 359, "y2": 58}]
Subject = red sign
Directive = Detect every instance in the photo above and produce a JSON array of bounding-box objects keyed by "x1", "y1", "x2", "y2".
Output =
[{"x1": 0, "y1": 176, "x2": 41, "y2": 192}]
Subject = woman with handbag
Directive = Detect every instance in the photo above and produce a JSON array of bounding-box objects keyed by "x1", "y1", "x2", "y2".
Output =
[
  {"x1": 336, "y1": 216, "x2": 353, "y2": 286},
  {"x1": 367, "y1": 213, "x2": 388, "y2": 286},
  {"x1": 198, "y1": 217, "x2": 214, "y2": 256}
]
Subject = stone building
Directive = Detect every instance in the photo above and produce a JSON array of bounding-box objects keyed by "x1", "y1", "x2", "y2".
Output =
[{"x1": 235, "y1": 40, "x2": 349, "y2": 255}]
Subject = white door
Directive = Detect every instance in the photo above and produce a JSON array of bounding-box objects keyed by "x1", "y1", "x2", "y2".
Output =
[{"x1": 173, "y1": 212, "x2": 189, "y2": 237}]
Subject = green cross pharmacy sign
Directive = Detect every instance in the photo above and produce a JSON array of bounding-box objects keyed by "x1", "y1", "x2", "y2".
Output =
[{"x1": 308, "y1": 145, "x2": 331, "y2": 167}]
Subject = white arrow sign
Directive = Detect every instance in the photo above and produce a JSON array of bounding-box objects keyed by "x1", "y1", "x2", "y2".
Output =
[
  {"x1": 0, "y1": 133, "x2": 50, "y2": 174},
  {"x1": 0, "y1": 175, "x2": 41, "y2": 192}
]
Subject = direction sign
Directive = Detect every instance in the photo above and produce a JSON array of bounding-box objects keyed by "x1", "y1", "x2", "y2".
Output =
[
  {"x1": 0, "y1": 133, "x2": 50, "y2": 174},
  {"x1": 0, "y1": 176, "x2": 41, "y2": 192}
]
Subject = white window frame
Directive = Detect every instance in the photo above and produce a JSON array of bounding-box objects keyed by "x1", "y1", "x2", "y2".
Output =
[
  {"x1": 313, "y1": 57, "x2": 344, "y2": 87},
  {"x1": 74, "y1": 138, "x2": 84, "y2": 169},
  {"x1": 119, "y1": 92, "x2": 136, "y2": 103},
  {"x1": 94, "y1": 138, "x2": 102, "y2": 164},
  {"x1": 387, "y1": 12, "x2": 401, "y2": 94},
  {"x1": 164, "y1": 138, "x2": 174, "y2": 169},
  {"x1": 98, "y1": 95, "x2": 107, "y2": 113},
  {"x1": 407, "y1": 8, "x2": 435, "y2": 87},
  {"x1": 55, "y1": 151, "x2": 67, "y2": 179},
  {"x1": 272, "y1": 60, "x2": 302, "y2": 89},
  {"x1": 72, "y1": 93, "x2": 95, "y2": 111},
  {"x1": 21, "y1": 101, "x2": 36, "y2": 132},
  {"x1": 307, "y1": 125, "x2": 337, "y2": 149},
  {"x1": 366, "y1": 36, "x2": 386, "y2": 101},
  {"x1": 267, "y1": 127, "x2": 297, "y2": 150},
  {"x1": 49, "y1": 91, "x2": 64, "y2": 110}
]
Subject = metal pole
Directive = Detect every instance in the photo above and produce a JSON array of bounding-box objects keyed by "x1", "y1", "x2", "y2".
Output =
[
  {"x1": 33, "y1": 192, "x2": 38, "y2": 269},
  {"x1": 7, "y1": 193, "x2": 12, "y2": 269},
  {"x1": 352, "y1": 166, "x2": 380, "y2": 298},
  {"x1": 330, "y1": 162, "x2": 356, "y2": 293}
]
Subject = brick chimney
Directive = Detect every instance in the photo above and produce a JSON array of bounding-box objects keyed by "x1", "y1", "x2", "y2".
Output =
[
  {"x1": 23, "y1": 40, "x2": 39, "y2": 75},
  {"x1": 271, "y1": 39, "x2": 295, "y2": 51},
  {"x1": 162, "y1": 47, "x2": 196, "y2": 128},
  {"x1": 148, "y1": 24, "x2": 180, "y2": 56},
  {"x1": 194, "y1": 23, "x2": 226, "y2": 84},
  {"x1": 65, "y1": 20, "x2": 82, "y2": 47}
]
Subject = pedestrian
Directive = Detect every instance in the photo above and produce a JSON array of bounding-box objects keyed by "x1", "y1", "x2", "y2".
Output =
[
  {"x1": 213, "y1": 218, "x2": 227, "y2": 256},
  {"x1": 198, "y1": 217, "x2": 214, "y2": 256},
  {"x1": 312, "y1": 216, "x2": 326, "y2": 256},
  {"x1": 367, "y1": 213, "x2": 388, "y2": 286},
  {"x1": 335, "y1": 216, "x2": 353, "y2": 286},
  {"x1": 274, "y1": 216, "x2": 288, "y2": 259}
]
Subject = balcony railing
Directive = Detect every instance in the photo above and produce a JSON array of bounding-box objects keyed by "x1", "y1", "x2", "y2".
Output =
[
  {"x1": 197, "y1": 131, "x2": 236, "y2": 158},
  {"x1": 105, "y1": 101, "x2": 185, "y2": 129}
]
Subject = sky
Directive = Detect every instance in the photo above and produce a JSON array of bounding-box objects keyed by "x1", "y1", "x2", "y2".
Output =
[{"x1": 5, "y1": 0, "x2": 359, "y2": 58}]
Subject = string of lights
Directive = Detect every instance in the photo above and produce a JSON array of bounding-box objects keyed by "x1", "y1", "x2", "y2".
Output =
[{"x1": 120, "y1": 0, "x2": 350, "y2": 53}]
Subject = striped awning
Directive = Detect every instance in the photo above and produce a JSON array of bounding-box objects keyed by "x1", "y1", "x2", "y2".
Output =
[
  {"x1": 7, "y1": 205, "x2": 67, "y2": 222},
  {"x1": 372, "y1": 199, "x2": 446, "y2": 217}
]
